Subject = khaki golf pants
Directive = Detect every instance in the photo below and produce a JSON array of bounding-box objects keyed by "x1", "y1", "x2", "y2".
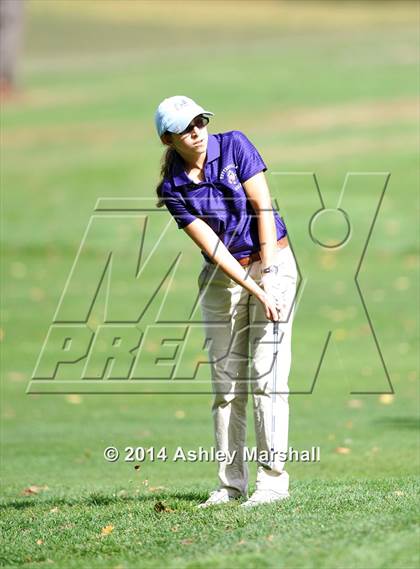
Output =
[{"x1": 198, "y1": 246, "x2": 298, "y2": 495}]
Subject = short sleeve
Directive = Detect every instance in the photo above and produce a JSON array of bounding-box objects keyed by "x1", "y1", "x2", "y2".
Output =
[
  {"x1": 161, "y1": 186, "x2": 197, "y2": 229},
  {"x1": 232, "y1": 131, "x2": 267, "y2": 184}
]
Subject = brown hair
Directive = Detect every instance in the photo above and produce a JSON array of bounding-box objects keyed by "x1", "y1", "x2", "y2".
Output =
[{"x1": 156, "y1": 135, "x2": 178, "y2": 208}]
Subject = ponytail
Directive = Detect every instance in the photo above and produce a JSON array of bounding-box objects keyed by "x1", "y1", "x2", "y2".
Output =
[{"x1": 156, "y1": 146, "x2": 178, "y2": 208}]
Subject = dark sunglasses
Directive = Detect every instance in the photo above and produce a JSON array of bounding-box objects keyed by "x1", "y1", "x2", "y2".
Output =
[{"x1": 179, "y1": 115, "x2": 209, "y2": 136}]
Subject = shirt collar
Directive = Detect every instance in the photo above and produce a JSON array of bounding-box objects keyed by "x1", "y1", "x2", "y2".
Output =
[
  {"x1": 172, "y1": 134, "x2": 220, "y2": 187},
  {"x1": 206, "y1": 133, "x2": 220, "y2": 163}
]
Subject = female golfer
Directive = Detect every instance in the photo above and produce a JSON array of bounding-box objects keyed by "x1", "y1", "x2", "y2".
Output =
[{"x1": 154, "y1": 96, "x2": 297, "y2": 508}]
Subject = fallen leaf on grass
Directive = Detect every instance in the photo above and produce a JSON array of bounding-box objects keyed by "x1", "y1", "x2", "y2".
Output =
[
  {"x1": 10, "y1": 262, "x2": 27, "y2": 278},
  {"x1": 394, "y1": 490, "x2": 404, "y2": 497},
  {"x1": 379, "y1": 394, "x2": 394, "y2": 405},
  {"x1": 171, "y1": 526, "x2": 179, "y2": 532},
  {"x1": 136, "y1": 430, "x2": 151, "y2": 437},
  {"x1": 180, "y1": 538, "x2": 193, "y2": 545},
  {"x1": 335, "y1": 447, "x2": 351, "y2": 455},
  {"x1": 101, "y1": 525, "x2": 114, "y2": 536},
  {"x1": 8, "y1": 371, "x2": 24, "y2": 382},
  {"x1": 237, "y1": 539, "x2": 246, "y2": 545},
  {"x1": 22, "y1": 485, "x2": 49, "y2": 495},
  {"x1": 2, "y1": 408, "x2": 16, "y2": 419},
  {"x1": 334, "y1": 328, "x2": 347, "y2": 341},
  {"x1": 267, "y1": 535, "x2": 274, "y2": 542},
  {"x1": 65, "y1": 394, "x2": 82, "y2": 405},
  {"x1": 36, "y1": 539, "x2": 44, "y2": 545},
  {"x1": 348, "y1": 399, "x2": 363, "y2": 409},
  {"x1": 393, "y1": 276, "x2": 410, "y2": 291},
  {"x1": 320, "y1": 254, "x2": 336, "y2": 270},
  {"x1": 30, "y1": 287, "x2": 45, "y2": 301},
  {"x1": 148, "y1": 485, "x2": 166, "y2": 493},
  {"x1": 153, "y1": 501, "x2": 165, "y2": 513},
  {"x1": 153, "y1": 501, "x2": 173, "y2": 513},
  {"x1": 49, "y1": 507, "x2": 59, "y2": 514}
]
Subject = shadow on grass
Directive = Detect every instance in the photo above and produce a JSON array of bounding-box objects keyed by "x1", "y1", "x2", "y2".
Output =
[
  {"x1": 375, "y1": 416, "x2": 420, "y2": 430},
  {"x1": 2, "y1": 477, "x2": 416, "y2": 513},
  {"x1": 0, "y1": 490, "x2": 205, "y2": 511}
]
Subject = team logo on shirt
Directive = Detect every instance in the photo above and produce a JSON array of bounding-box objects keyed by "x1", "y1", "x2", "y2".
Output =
[
  {"x1": 220, "y1": 163, "x2": 240, "y2": 189},
  {"x1": 227, "y1": 169, "x2": 237, "y2": 185}
]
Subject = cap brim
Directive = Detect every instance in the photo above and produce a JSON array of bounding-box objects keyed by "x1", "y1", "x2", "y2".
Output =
[{"x1": 165, "y1": 110, "x2": 214, "y2": 135}]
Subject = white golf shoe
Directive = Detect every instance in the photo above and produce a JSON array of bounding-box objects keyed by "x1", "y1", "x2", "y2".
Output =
[
  {"x1": 197, "y1": 488, "x2": 245, "y2": 509},
  {"x1": 241, "y1": 468, "x2": 290, "y2": 508},
  {"x1": 241, "y1": 488, "x2": 289, "y2": 508}
]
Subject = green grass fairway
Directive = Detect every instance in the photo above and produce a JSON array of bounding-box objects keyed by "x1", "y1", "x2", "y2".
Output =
[{"x1": 1, "y1": 2, "x2": 419, "y2": 568}]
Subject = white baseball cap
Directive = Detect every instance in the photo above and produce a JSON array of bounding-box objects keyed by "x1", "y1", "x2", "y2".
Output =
[{"x1": 154, "y1": 95, "x2": 214, "y2": 136}]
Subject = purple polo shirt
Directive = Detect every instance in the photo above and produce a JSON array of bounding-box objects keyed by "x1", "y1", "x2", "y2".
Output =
[{"x1": 160, "y1": 130, "x2": 287, "y2": 262}]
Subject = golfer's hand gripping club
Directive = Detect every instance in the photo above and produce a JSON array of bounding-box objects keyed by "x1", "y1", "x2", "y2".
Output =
[
  {"x1": 261, "y1": 265, "x2": 286, "y2": 321},
  {"x1": 258, "y1": 290, "x2": 281, "y2": 322}
]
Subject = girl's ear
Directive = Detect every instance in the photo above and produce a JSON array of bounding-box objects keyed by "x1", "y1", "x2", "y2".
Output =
[{"x1": 160, "y1": 132, "x2": 172, "y2": 146}]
